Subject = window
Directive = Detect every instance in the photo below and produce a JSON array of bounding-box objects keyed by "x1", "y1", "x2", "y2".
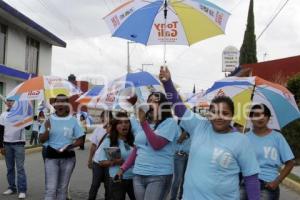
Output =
[
  {"x1": 0, "y1": 24, "x2": 7, "y2": 64},
  {"x1": 25, "y1": 37, "x2": 39, "y2": 74},
  {"x1": 0, "y1": 82, "x2": 3, "y2": 113}
]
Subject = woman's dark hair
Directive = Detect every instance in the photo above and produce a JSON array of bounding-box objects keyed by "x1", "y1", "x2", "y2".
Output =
[
  {"x1": 147, "y1": 92, "x2": 173, "y2": 129},
  {"x1": 250, "y1": 104, "x2": 271, "y2": 118},
  {"x1": 80, "y1": 114, "x2": 86, "y2": 120},
  {"x1": 54, "y1": 94, "x2": 70, "y2": 115},
  {"x1": 38, "y1": 111, "x2": 45, "y2": 118},
  {"x1": 100, "y1": 110, "x2": 113, "y2": 120},
  {"x1": 209, "y1": 96, "x2": 234, "y2": 115},
  {"x1": 109, "y1": 112, "x2": 134, "y2": 147},
  {"x1": 54, "y1": 94, "x2": 69, "y2": 102}
]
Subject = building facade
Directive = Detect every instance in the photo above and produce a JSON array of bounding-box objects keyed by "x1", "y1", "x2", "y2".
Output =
[
  {"x1": 229, "y1": 55, "x2": 300, "y2": 86},
  {"x1": 0, "y1": 1, "x2": 66, "y2": 113}
]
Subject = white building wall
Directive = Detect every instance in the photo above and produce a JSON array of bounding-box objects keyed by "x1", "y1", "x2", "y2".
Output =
[
  {"x1": 38, "y1": 42, "x2": 52, "y2": 75},
  {"x1": 4, "y1": 26, "x2": 52, "y2": 74},
  {"x1": 5, "y1": 26, "x2": 26, "y2": 70},
  {"x1": 0, "y1": 24, "x2": 54, "y2": 113}
]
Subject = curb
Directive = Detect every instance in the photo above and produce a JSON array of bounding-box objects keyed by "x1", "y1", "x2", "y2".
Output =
[
  {"x1": 25, "y1": 146, "x2": 43, "y2": 155},
  {"x1": 0, "y1": 146, "x2": 43, "y2": 160},
  {"x1": 0, "y1": 140, "x2": 92, "y2": 160},
  {"x1": 282, "y1": 177, "x2": 300, "y2": 194}
]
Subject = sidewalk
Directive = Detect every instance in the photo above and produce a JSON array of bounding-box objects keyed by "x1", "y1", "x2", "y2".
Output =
[
  {"x1": 292, "y1": 165, "x2": 300, "y2": 177},
  {"x1": 0, "y1": 133, "x2": 92, "y2": 160},
  {"x1": 282, "y1": 165, "x2": 300, "y2": 194}
]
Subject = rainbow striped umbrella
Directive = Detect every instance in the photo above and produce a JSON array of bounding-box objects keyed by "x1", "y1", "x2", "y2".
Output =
[
  {"x1": 76, "y1": 85, "x2": 104, "y2": 106},
  {"x1": 104, "y1": 0, "x2": 230, "y2": 61},
  {"x1": 204, "y1": 76, "x2": 300, "y2": 130},
  {"x1": 7, "y1": 76, "x2": 82, "y2": 101},
  {"x1": 0, "y1": 101, "x2": 33, "y2": 134}
]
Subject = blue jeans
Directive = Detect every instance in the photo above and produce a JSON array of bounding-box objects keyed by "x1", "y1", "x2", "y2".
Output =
[
  {"x1": 44, "y1": 157, "x2": 76, "y2": 200},
  {"x1": 4, "y1": 143, "x2": 27, "y2": 193},
  {"x1": 261, "y1": 187, "x2": 280, "y2": 200},
  {"x1": 88, "y1": 162, "x2": 109, "y2": 200},
  {"x1": 133, "y1": 174, "x2": 172, "y2": 200},
  {"x1": 170, "y1": 153, "x2": 188, "y2": 200}
]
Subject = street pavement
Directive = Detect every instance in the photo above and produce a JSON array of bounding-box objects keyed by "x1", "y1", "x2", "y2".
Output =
[{"x1": 1, "y1": 147, "x2": 300, "y2": 200}]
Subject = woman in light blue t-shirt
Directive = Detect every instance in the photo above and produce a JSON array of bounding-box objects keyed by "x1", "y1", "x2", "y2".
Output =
[
  {"x1": 159, "y1": 67, "x2": 261, "y2": 200},
  {"x1": 244, "y1": 104, "x2": 295, "y2": 200},
  {"x1": 118, "y1": 92, "x2": 179, "y2": 200},
  {"x1": 94, "y1": 112, "x2": 135, "y2": 200},
  {"x1": 39, "y1": 94, "x2": 84, "y2": 200}
]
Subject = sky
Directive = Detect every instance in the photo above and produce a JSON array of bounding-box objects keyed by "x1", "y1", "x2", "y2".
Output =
[{"x1": 3, "y1": 0, "x2": 300, "y2": 92}]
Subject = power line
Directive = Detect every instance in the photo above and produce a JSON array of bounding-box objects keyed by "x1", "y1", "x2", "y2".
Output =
[
  {"x1": 256, "y1": 0, "x2": 290, "y2": 41},
  {"x1": 230, "y1": 0, "x2": 243, "y2": 13},
  {"x1": 20, "y1": 0, "x2": 124, "y2": 68},
  {"x1": 104, "y1": 0, "x2": 112, "y2": 11},
  {"x1": 37, "y1": 0, "x2": 123, "y2": 67}
]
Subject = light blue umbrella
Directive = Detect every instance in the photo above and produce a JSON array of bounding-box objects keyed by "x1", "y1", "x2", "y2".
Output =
[{"x1": 97, "y1": 71, "x2": 161, "y2": 110}]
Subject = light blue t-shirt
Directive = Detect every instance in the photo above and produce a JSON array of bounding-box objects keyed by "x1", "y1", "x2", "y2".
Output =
[
  {"x1": 131, "y1": 117, "x2": 179, "y2": 176},
  {"x1": 180, "y1": 110, "x2": 260, "y2": 200},
  {"x1": 246, "y1": 130, "x2": 294, "y2": 182},
  {"x1": 93, "y1": 137, "x2": 134, "y2": 179},
  {"x1": 39, "y1": 114, "x2": 84, "y2": 150}
]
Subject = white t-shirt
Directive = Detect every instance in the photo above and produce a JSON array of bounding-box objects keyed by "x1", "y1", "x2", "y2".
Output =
[
  {"x1": 89, "y1": 125, "x2": 106, "y2": 145},
  {"x1": 32, "y1": 121, "x2": 40, "y2": 132},
  {"x1": 0, "y1": 112, "x2": 26, "y2": 143}
]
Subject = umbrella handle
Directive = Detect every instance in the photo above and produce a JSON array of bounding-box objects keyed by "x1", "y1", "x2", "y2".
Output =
[{"x1": 160, "y1": 65, "x2": 168, "y2": 81}]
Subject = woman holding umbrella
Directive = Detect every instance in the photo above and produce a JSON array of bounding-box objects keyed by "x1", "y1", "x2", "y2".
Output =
[
  {"x1": 158, "y1": 67, "x2": 261, "y2": 200},
  {"x1": 118, "y1": 91, "x2": 179, "y2": 200},
  {"x1": 244, "y1": 104, "x2": 295, "y2": 200}
]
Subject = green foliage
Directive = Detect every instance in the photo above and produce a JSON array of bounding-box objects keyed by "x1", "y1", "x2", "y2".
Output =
[
  {"x1": 239, "y1": 0, "x2": 257, "y2": 65},
  {"x1": 287, "y1": 73, "x2": 300, "y2": 106},
  {"x1": 282, "y1": 119, "x2": 300, "y2": 159},
  {"x1": 282, "y1": 74, "x2": 300, "y2": 159}
]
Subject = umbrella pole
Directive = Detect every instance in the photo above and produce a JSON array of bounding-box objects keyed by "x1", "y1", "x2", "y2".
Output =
[
  {"x1": 242, "y1": 84, "x2": 256, "y2": 133},
  {"x1": 163, "y1": 0, "x2": 168, "y2": 66}
]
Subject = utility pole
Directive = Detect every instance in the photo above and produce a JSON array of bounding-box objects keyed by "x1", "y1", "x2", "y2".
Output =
[
  {"x1": 127, "y1": 41, "x2": 135, "y2": 73},
  {"x1": 141, "y1": 63, "x2": 153, "y2": 71}
]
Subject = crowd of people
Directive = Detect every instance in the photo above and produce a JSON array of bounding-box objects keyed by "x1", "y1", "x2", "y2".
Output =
[{"x1": 0, "y1": 67, "x2": 296, "y2": 200}]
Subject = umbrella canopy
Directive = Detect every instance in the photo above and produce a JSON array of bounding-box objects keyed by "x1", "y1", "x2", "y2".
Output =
[
  {"x1": 204, "y1": 76, "x2": 300, "y2": 130},
  {"x1": 7, "y1": 76, "x2": 81, "y2": 101},
  {"x1": 186, "y1": 90, "x2": 208, "y2": 107},
  {"x1": 76, "y1": 85, "x2": 104, "y2": 105},
  {"x1": 0, "y1": 101, "x2": 33, "y2": 135},
  {"x1": 96, "y1": 71, "x2": 161, "y2": 110},
  {"x1": 104, "y1": 0, "x2": 230, "y2": 46}
]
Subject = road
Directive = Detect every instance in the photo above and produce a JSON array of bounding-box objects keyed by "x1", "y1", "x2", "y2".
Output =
[{"x1": 0, "y1": 148, "x2": 300, "y2": 200}]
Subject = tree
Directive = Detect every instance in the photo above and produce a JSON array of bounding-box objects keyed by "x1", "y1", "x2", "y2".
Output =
[
  {"x1": 239, "y1": 0, "x2": 257, "y2": 65},
  {"x1": 287, "y1": 73, "x2": 300, "y2": 106},
  {"x1": 282, "y1": 73, "x2": 300, "y2": 160}
]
